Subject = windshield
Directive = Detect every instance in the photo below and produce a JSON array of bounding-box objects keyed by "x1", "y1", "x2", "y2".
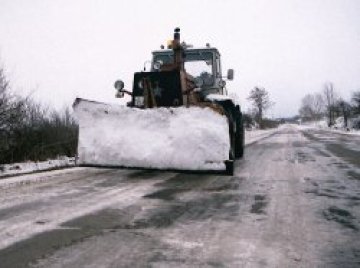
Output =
[
  {"x1": 184, "y1": 52, "x2": 213, "y2": 77},
  {"x1": 153, "y1": 51, "x2": 214, "y2": 77}
]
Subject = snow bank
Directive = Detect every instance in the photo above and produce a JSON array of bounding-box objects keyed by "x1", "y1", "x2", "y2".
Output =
[
  {"x1": 0, "y1": 157, "x2": 75, "y2": 178},
  {"x1": 0, "y1": 167, "x2": 84, "y2": 190},
  {"x1": 74, "y1": 99, "x2": 230, "y2": 170},
  {"x1": 299, "y1": 117, "x2": 360, "y2": 136},
  {"x1": 334, "y1": 116, "x2": 360, "y2": 132}
]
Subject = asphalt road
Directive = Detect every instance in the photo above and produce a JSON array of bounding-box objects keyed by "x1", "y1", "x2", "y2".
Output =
[{"x1": 0, "y1": 125, "x2": 359, "y2": 267}]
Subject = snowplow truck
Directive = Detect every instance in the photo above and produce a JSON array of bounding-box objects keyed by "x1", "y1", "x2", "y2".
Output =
[{"x1": 73, "y1": 28, "x2": 244, "y2": 175}]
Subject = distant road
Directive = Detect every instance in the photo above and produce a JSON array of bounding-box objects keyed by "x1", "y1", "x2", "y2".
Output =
[{"x1": 0, "y1": 125, "x2": 359, "y2": 267}]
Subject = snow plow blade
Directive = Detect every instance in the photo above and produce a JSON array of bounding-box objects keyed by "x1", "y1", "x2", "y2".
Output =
[{"x1": 73, "y1": 98, "x2": 231, "y2": 171}]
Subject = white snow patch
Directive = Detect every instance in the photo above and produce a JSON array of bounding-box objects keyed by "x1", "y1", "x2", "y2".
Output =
[
  {"x1": 163, "y1": 238, "x2": 204, "y2": 249},
  {"x1": 0, "y1": 156, "x2": 75, "y2": 178},
  {"x1": 205, "y1": 94, "x2": 233, "y2": 102},
  {"x1": 74, "y1": 99, "x2": 230, "y2": 170}
]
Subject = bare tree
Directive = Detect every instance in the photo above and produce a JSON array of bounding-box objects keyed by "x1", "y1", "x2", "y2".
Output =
[
  {"x1": 299, "y1": 93, "x2": 325, "y2": 121},
  {"x1": 247, "y1": 87, "x2": 273, "y2": 129},
  {"x1": 336, "y1": 99, "x2": 351, "y2": 128},
  {"x1": 323, "y1": 82, "x2": 338, "y2": 126},
  {"x1": 0, "y1": 66, "x2": 26, "y2": 153},
  {"x1": 351, "y1": 91, "x2": 360, "y2": 115}
]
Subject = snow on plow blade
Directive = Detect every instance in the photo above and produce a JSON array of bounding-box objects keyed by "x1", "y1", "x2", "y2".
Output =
[{"x1": 73, "y1": 98, "x2": 230, "y2": 171}]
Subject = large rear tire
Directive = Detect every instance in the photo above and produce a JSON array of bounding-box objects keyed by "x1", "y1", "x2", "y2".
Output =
[
  {"x1": 225, "y1": 130, "x2": 235, "y2": 176},
  {"x1": 235, "y1": 121, "x2": 244, "y2": 159},
  {"x1": 225, "y1": 160, "x2": 234, "y2": 176}
]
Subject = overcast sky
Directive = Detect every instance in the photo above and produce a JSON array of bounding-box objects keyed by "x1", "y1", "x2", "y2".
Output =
[{"x1": 1, "y1": 0, "x2": 360, "y2": 117}]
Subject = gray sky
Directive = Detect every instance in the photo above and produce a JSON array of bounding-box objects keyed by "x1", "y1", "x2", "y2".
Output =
[{"x1": 1, "y1": 0, "x2": 360, "y2": 117}]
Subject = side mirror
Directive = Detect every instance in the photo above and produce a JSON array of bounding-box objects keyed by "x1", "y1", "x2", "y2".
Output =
[
  {"x1": 114, "y1": 80, "x2": 125, "y2": 98},
  {"x1": 114, "y1": 80, "x2": 124, "y2": 90},
  {"x1": 227, "y1": 69, "x2": 234, "y2": 80}
]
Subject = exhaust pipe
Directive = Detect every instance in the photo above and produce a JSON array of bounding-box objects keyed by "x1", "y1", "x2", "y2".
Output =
[{"x1": 173, "y1": 28, "x2": 184, "y2": 70}]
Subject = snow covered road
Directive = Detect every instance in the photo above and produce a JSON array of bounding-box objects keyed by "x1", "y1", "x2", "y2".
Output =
[{"x1": 0, "y1": 125, "x2": 359, "y2": 267}]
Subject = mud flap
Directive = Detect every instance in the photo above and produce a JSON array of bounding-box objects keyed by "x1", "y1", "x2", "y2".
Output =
[{"x1": 225, "y1": 160, "x2": 234, "y2": 176}]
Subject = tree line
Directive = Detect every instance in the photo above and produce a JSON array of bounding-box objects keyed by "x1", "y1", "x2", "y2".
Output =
[
  {"x1": 0, "y1": 65, "x2": 78, "y2": 164},
  {"x1": 299, "y1": 82, "x2": 360, "y2": 128}
]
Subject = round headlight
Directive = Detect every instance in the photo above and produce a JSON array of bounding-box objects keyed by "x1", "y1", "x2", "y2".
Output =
[
  {"x1": 218, "y1": 80, "x2": 226, "y2": 87},
  {"x1": 153, "y1": 61, "x2": 163, "y2": 70}
]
